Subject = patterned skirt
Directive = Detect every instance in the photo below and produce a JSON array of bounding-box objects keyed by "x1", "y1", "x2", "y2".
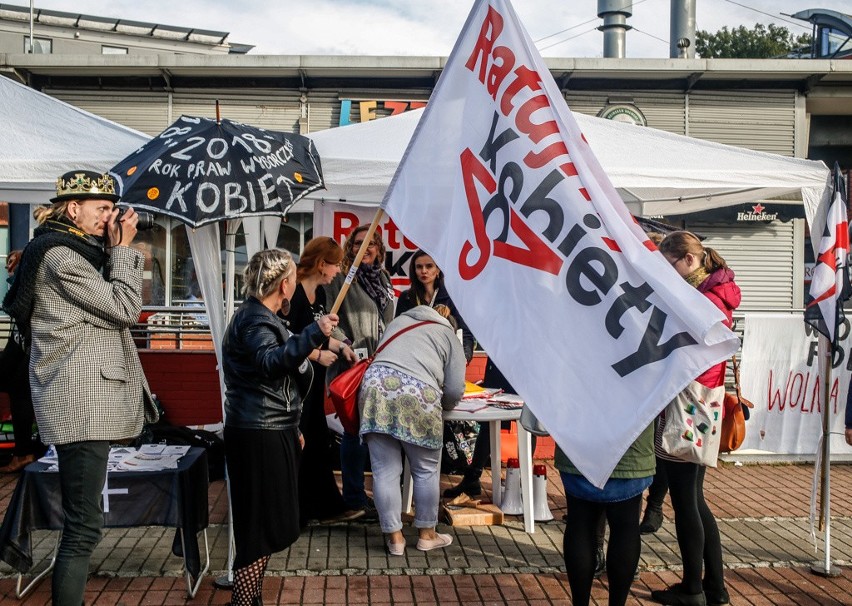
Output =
[{"x1": 358, "y1": 363, "x2": 444, "y2": 449}]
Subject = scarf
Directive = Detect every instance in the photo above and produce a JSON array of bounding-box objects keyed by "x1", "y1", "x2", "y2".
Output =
[
  {"x1": 685, "y1": 266, "x2": 710, "y2": 289},
  {"x1": 356, "y1": 262, "x2": 390, "y2": 314},
  {"x1": 3, "y1": 217, "x2": 107, "y2": 332}
]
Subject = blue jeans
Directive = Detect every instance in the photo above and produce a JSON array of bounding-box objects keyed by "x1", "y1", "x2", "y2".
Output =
[
  {"x1": 340, "y1": 432, "x2": 368, "y2": 509},
  {"x1": 53, "y1": 441, "x2": 110, "y2": 606},
  {"x1": 365, "y1": 433, "x2": 441, "y2": 533}
]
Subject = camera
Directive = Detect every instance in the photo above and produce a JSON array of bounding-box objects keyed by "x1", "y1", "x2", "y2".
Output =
[{"x1": 116, "y1": 206, "x2": 157, "y2": 230}]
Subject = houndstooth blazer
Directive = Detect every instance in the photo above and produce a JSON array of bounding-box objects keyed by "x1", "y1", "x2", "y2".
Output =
[{"x1": 28, "y1": 245, "x2": 158, "y2": 445}]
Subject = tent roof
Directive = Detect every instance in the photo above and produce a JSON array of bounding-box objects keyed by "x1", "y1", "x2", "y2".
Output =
[
  {"x1": 305, "y1": 107, "x2": 829, "y2": 218},
  {"x1": 0, "y1": 76, "x2": 150, "y2": 204}
]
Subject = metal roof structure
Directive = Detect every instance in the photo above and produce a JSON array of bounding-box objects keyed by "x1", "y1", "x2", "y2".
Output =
[{"x1": 0, "y1": 3, "x2": 252, "y2": 53}]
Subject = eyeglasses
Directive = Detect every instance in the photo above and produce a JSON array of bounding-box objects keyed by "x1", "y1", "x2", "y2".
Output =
[
  {"x1": 352, "y1": 239, "x2": 378, "y2": 249},
  {"x1": 668, "y1": 256, "x2": 683, "y2": 267}
]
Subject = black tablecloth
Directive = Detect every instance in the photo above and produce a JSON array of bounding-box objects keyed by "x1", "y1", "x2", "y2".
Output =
[{"x1": 0, "y1": 446, "x2": 209, "y2": 578}]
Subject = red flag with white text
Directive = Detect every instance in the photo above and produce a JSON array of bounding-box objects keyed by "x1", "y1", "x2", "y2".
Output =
[{"x1": 381, "y1": 0, "x2": 739, "y2": 487}]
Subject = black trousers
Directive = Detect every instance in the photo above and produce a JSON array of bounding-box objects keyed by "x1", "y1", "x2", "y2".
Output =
[
  {"x1": 663, "y1": 459, "x2": 725, "y2": 595},
  {"x1": 563, "y1": 493, "x2": 642, "y2": 606}
]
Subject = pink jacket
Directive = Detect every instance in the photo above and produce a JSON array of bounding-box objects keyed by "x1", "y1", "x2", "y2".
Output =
[{"x1": 695, "y1": 267, "x2": 741, "y2": 388}]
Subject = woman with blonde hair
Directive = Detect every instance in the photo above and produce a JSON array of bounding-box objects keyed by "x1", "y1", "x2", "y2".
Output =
[
  {"x1": 651, "y1": 231, "x2": 740, "y2": 606},
  {"x1": 222, "y1": 248, "x2": 341, "y2": 606},
  {"x1": 284, "y1": 237, "x2": 360, "y2": 525}
]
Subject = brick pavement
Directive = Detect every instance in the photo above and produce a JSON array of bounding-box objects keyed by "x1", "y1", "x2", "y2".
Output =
[{"x1": 1, "y1": 461, "x2": 851, "y2": 604}]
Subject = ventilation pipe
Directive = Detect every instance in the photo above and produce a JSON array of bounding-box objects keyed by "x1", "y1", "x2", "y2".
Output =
[
  {"x1": 597, "y1": 0, "x2": 633, "y2": 58},
  {"x1": 670, "y1": 0, "x2": 696, "y2": 58}
]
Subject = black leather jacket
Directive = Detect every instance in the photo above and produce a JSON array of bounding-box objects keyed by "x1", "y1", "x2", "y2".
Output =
[{"x1": 223, "y1": 297, "x2": 324, "y2": 430}]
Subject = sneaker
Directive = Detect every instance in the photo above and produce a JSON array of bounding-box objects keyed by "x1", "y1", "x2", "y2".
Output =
[
  {"x1": 319, "y1": 509, "x2": 366, "y2": 524},
  {"x1": 416, "y1": 532, "x2": 453, "y2": 551},
  {"x1": 442, "y1": 479, "x2": 482, "y2": 499},
  {"x1": 386, "y1": 538, "x2": 406, "y2": 556},
  {"x1": 593, "y1": 546, "x2": 606, "y2": 578},
  {"x1": 639, "y1": 506, "x2": 664, "y2": 534},
  {"x1": 650, "y1": 583, "x2": 706, "y2": 606}
]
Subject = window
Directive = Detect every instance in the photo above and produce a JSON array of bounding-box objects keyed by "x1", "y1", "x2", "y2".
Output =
[
  {"x1": 102, "y1": 45, "x2": 128, "y2": 55},
  {"x1": 23, "y1": 37, "x2": 52, "y2": 54}
]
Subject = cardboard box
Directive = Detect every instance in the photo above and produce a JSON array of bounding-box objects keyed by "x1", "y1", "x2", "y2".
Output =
[{"x1": 441, "y1": 495, "x2": 504, "y2": 526}]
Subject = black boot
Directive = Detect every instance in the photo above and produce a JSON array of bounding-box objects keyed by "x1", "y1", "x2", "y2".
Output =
[
  {"x1": 702, "y1": 581, "x2": 729, "y2": 606},
  {"x1": 593, "y1": 545, "x2": 606, "y2": 578},
  {"x1": 639, "y1": 504, "x2": 664, "y2": 534},
  {"x1": 443, "y1": 469, "x2": 482, "y2": 498},
  {"x1": 651, "y1": 583, "x2": 706, "y2": 606}
]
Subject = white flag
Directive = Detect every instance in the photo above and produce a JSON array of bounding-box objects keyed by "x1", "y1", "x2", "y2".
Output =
[
  {"x1": 381, "y1": 0, "x2": 740, "y2": 487},
  {"x1": 804, "y1": 163, "x2": 849, "y2": 344}
]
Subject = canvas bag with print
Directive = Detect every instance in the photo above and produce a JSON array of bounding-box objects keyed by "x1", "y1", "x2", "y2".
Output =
[{"x1": 660, "y1": 381, "x2": 725, "y2": 467}]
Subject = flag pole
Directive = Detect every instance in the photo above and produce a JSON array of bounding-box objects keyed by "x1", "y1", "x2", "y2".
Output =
[
  {"x1": 811, "y1": 333, "x2": 839, "y2": 576},
  {"x1": 330, "y1": 208, "x2": 384, "y2": 314}
]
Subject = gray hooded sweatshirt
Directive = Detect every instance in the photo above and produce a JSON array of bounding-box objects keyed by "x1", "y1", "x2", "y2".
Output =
[{"x1": 370, "y1": 305, "x2": 467, "y2": 409}]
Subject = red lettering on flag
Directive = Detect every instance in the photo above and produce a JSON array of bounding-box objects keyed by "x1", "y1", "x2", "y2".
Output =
[{"x1": 458, "y1": 149, "x2": 563, "y2": 280}]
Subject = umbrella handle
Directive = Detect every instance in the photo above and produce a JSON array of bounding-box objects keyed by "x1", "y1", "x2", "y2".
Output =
[{"x1": 330, "y1": 208, "x2": 385, "y2": 315}]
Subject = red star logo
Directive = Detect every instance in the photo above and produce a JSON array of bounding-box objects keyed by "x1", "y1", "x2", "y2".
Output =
[{"x1": 752, "y1": 203, "x2": 765, "y2": 214}]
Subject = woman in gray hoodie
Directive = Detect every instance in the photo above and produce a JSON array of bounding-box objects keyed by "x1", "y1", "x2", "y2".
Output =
[{"x1": 357, "y1": 305, "x2": 466, "y2": 556}]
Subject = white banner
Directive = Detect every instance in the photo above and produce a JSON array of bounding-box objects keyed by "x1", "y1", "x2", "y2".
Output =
[
  {"x1": 381, "y1": 0, "x2": 740, "y2": 487},
  {"x1": 740, "y1": 313, "x2": 852, "y2": 454},
  {"x1": 312, "y1": 200, "x2": 419, "y2": 295}
]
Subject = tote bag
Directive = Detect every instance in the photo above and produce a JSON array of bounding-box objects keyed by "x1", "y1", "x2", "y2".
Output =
[{"x1": 660, "y1": 381, "x2": 725, "y2": 467}]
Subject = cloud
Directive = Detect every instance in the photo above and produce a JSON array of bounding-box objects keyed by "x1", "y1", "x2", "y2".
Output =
[{"x1": 29, "y1": 0, "x2": 852, "y2": 59}]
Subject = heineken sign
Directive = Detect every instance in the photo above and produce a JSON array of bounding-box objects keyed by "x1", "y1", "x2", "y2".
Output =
[
  {"x1": 736, "y1": 203, "x2": 779, "y2": 222},
  {"x1": 663, "y1": 201, "x2": 801, "y2": 223}
]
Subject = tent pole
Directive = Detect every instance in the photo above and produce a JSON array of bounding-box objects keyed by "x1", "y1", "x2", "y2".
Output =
[
  {"x1": 330, "y1": 208, "x2": 384, "y2": 314},
  {"x1": 214, "y1": 218, "x2": 240, "y2": 589}
]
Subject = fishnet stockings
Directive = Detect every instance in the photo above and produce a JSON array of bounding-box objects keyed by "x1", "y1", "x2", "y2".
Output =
[{"x1": 231, "y1": 556, "x2": 270, "y2": 606}]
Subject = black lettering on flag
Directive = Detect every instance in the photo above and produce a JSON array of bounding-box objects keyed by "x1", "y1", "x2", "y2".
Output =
[
  {"x1": 520, "y1": 169, "x2": 565, "y2": 242},
  {"x1": 611, "y1": 307, "x2": 697, "y2": 377},
  {"x1": 479, "y1": 112, "x2": 519, "y2": 175},
  {"x1": 605, "y1": 281, "x2": 654, "y2": 338}
]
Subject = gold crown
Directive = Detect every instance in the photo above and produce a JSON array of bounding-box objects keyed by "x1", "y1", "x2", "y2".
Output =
[{"x1": 52, "y1": 170, "x2": 120, "y2": 202}]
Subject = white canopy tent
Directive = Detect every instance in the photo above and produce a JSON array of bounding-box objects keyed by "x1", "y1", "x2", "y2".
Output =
[
  {"x1": 303, "y1": 107, "x2": 830, "y2": 224},
  {"x1": 0, "y1": 76, "x2": 150, "y2": 205}
]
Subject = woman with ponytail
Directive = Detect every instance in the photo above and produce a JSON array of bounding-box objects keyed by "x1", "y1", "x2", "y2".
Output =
[{"x1": 650, "y1": 231, "x2": 740, "y2": 606}]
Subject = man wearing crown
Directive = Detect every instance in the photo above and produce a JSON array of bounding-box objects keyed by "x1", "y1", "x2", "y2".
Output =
[{"x1": 2, "y1": 170, "x2": 159, "y2": 606}]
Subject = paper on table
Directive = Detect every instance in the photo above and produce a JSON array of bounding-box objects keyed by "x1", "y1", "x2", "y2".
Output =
[
  {"x1": 486, "y1": 393, "x2": 525, "y2": 409},
  {"x1": 462, "y1": 386, "x2": 502, "y2": 400},
  {"x1": 38, "y1": 445, "x2": 192, "y2": 472},
  {"x1": 453, "y1": 400, "x2": 491, "y2": 413}
]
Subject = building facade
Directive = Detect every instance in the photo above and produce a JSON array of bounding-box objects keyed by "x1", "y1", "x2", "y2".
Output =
[{"x1": 2, "y1": 7, "x2": 851, "y2": 313}]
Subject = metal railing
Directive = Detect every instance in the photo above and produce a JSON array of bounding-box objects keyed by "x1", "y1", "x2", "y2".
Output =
[
  {"x1": 0, "y1": 307, "x2": 808, "y2": 353},
  {"x1": 133, "y1": 306, "x2": 215, "y2": 351},
  {"x1": 0, "y1": 307, "x2": 216, "y2": 351}
]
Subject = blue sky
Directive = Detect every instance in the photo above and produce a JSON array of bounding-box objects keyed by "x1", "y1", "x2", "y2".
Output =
[{"x1": 29, "y1": 0, "x2": 851, "y2": 58}]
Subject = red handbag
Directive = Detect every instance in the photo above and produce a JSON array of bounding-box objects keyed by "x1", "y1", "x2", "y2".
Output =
[{"x1": 328, "y1": 320, "x2": 436, "y2": 435}]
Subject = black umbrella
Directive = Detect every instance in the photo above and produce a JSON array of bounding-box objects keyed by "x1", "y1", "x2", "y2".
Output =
[{"x1": 110, "y1": 115, "x2": 324, "y2": 228}]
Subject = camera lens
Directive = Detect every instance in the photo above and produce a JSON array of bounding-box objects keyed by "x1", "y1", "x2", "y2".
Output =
[
  {"x1": 136, "y1": 212, "x2": 156, "y2": 231},
  {"x1": 117, "y1": 206, "x2": 157, "y2": 230}
]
